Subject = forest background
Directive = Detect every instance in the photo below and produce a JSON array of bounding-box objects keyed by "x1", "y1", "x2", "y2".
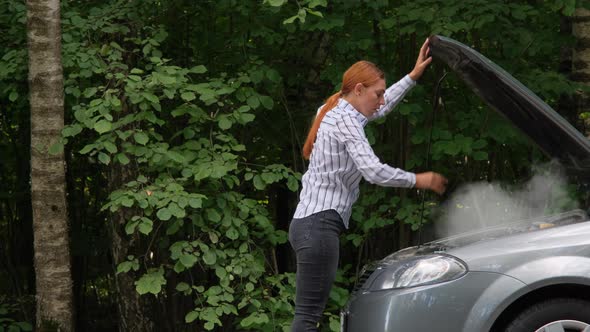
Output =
[{"x1": 2, "y1": 0, "x2": 590, "y2": 331}]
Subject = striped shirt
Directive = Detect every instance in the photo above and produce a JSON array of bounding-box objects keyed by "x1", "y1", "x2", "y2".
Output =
[{"x1": 294, "y1": 75, "x2": 417, "y2": 228}]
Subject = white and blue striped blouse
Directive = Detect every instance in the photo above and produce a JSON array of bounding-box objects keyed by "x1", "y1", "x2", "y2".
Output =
[{"x1": 294, "y1": 75, "x2": 417, "y2": 228}]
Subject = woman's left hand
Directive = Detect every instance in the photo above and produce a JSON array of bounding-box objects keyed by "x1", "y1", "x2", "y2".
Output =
[{"x1": 409, "y1": 38, "x2": 432, "y2": 81}]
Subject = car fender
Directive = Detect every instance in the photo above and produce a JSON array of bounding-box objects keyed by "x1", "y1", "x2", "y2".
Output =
[
  {"x1": 463, "y1": 256, "x2": 590, "y2": 332},
  {"x1": 501, "y1": 255, "x2": 590, "y2": 287},
  {"x1": 460, "y1": 272, "x2": 527, "y2": 332}
]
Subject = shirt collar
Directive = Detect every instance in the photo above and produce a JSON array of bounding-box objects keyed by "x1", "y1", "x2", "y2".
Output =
[{"x1": 337, "y1": 98, "x2": 369, "y2": 127}]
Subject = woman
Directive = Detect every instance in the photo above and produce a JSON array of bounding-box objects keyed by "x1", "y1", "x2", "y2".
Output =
[{"x1": 289, "y1": 39, "x2": 448, "y2": 331}]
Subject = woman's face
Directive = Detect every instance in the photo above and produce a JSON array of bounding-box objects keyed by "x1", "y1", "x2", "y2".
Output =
[{"x1": 355, "y1": 79, "x2": 386, "y2": 117}]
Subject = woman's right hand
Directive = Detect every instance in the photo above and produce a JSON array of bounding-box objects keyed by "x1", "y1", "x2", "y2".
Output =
[{"x1": 415, "y1": 171, "x2": 448, "y2": 195}]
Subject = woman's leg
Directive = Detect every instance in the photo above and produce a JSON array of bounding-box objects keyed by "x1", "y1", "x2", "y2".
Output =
[{"x1": 289, "y1": 210, "x2": 344, "y2": 332}]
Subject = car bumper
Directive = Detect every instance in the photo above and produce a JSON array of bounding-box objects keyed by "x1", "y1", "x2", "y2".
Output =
[{"x1": 342, "y1": 271, "x2": 525, "y2": 332}]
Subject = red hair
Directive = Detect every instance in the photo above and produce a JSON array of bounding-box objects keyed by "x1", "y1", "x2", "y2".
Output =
[{"x1": 302, "y1": 60, "x2": 384, "y2": 159}]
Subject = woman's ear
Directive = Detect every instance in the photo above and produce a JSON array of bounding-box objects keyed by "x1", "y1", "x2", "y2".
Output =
[{"x1": 354, "y1": 83, "x2": 364, "y2": 96}]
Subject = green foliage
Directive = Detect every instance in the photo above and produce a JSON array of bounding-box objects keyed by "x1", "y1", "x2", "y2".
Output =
[
  {"x1": 0, "y1": 297, "x2": 32, "y2": 332},
  {"x1": 62, "y1": 0, "x2": 588, "y2": 329},
  {"x1": 56, "y1": 1, "x2": 302, "y2": 329},
  {"x1": 2, "y1": 0, "x2": 586, "y2": 330}
]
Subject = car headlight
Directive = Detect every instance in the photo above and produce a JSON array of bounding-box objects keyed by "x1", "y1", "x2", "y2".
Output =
[{"x1": 368, "y1": 254, "x2": 467, "y2": 291}]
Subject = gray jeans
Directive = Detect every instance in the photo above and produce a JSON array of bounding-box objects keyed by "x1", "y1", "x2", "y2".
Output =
[{"x1": 288, "y1": 209, "x2": 345, "y2": 332}]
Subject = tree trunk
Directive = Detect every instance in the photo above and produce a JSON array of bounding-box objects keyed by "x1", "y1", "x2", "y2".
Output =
[
  {"x1": 572, "y1": 7, "x2": 590, "y2": 136},
  {"x1": 108, "y1": 112, "x2": 154, "y2": 331},
  {"x1": 26, "y1": 0, "x2": 74, "y2": 330},
  {"x1": 109, "y1": 202, "x2": 155, "y2": 332}
]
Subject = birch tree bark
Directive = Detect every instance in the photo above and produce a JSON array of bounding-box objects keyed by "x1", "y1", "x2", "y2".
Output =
[{"x1": 26, "y1": 0, "x2": 74, "y2": 330}]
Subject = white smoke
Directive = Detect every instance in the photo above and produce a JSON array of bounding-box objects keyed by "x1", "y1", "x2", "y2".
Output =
[{"x1": 434, "y1": 161, "x2": 578, "y2": 238}]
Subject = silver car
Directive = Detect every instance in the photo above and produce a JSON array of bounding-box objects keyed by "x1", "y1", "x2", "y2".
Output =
[{"x1": 341, "y1": 36, "x2": 590, "y2": 332}]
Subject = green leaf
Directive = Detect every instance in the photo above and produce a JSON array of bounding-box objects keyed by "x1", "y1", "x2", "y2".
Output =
[
  {"x1": 287, "y1": 176, "x2": 299, "y2": 191},
  {"x1": 232, "y1": 144, "x2": 246, "y2": 152},
  {"x1": 157, "y1": 208, "x2": 172, "y2": 221},
  {"x1": 135, "y1": 269, "x2": 166, "y2": 295},
  {"x1": 142, "y1": 92, "x2": 160, "y2": 104},
  {"x1": 134, "y1": 132, "x2": 149, "y2": 145},
  {"x1": 215, "y1": 266, "x2": 227, "y2": 279},
  {"x1": 266, "y1": 0, "x2": 286, "y2": 6},
  {"x1": 163, "y1": 89, "x2": 175, "y2": 99},
  {"x1": 94, "y1": 120, "x2": 112, "y2": 134},
  {"x1": 308, "y1": 0, "x2": 327, "y2": 8},
  {"x1": 98, "y1": 152, "x2": 111, "y2": 165},
  {"x1": 167, "y1": 151, "x2": 185, "y2": 163},
  {"x1": 168, "y1": 203, "x2": 186, "y2": 218},
  {"x1": 329, "y1": 318, "x2": 340, "y2": 331},
  {"x1": 241, "y1": 315, "x2": 255, "y2": 327},
  {"x1": 260, "y1": 96, "x2": 274, "y2": 110},
  {"x1": 185, "y1": 311, "x2": 199, "y2": 323},
  {"x1": 261, "y1": 172, "x2": 275, "y2": 183},
  {"x1": 283, "y1": 15, "x2": 298, "y2": 24},
  {"x1": 62, "y1": 124, "x2": 83, "y2": 137},
  {"x1": 189, "y1": 198, "x2": 202, "y2": 208},
  {"x1": 117, "y1": 261, "x2": 133, "y2": 274},
  {"x1": 181, "y1": 92, "x2": 196, "y2": 101},
  {"x1": 305, "y1": 7, "x2": 323, "y2": 17},
  {"x1": 241, "y1": 113, "x2": 255, "y2": 123},
  {"x1": 207, "y1": 209, "x2": 221, "y2": 222},
  {"x1": 250, "y1": 70, "x2": 264, "y2": 84},
  {"x1": 176, "y1": 282, "x2": 190, "y2": 292},
  {"x1": 103, "y1": 141, "x2": 118, "y2": 153},
  {"x1": 297, "y1": 8, "x2": 307, "y2": 22},
  {"x1": 190, "y1": 65, "x2": 207, "y2": 74},
  {"x1": 247, "y1": 96, "x2": 260, "y2": 109},
  {"x1": 138, "y1": 218, "x2": 153, "y2": 235},
  {"x1": 253, "y1": 175, "x2": 265, "y2": 190},
  {"x1": 121, "y1": 197, "x2": 134, "y2": 207},
  {"x1": 209, "y1": 232, "x2": 219, "y2": 244},
  {"x1": 156, "y1": 74, "x2": 176, "y2": 85},
  {"x1": 9, "y1": 91, "x2": 18, "y2": 102},
  {"x1": 180, "y1": 254, "x2": 197, "y2": 268},
  {"x1": 226, "y1": 227, "x2": 239, "y2": 240},
  {"x1": 219, "y1": 117, "x2": 232, "y2": 130},
  {"x1": 125, "y1": 220, "x2": 139, "y2": 235},
  {"x1": 83, "y1": 87, "x2": 98, "y2": 98},
  {"x1": 117, "y1": 153, "x2": 130, "y2": 165},
  {"x1": 202, "y1": 250, "x2": 217, "y2": 265}
]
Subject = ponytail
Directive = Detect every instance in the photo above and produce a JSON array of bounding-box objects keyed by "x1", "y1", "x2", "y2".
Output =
[
  {"x1": 302, "y1": 91, "x2": 341, "y2": 160},
  {"x1": 302, "y1": 60, "x2": 384, "y2": 160}
]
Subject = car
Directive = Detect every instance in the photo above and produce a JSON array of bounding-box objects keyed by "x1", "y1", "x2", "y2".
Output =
[{"x1": 340, "y1": 35, "x2": 590, "y2": 332}]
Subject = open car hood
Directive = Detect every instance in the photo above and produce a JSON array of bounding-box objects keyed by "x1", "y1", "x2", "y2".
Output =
[{"x1": 429, "y1": 35, "x2": 590, "y2": 171}]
